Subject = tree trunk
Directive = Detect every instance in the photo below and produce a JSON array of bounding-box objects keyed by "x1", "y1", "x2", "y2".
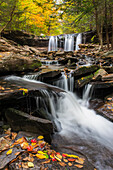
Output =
[
  {"x1": 0, "y1": 3, "x2": 16, "y2": 35},
  {"x1": 105, "y1": 0, "x2": 109, "y2": 49},
  {"x1": 112, "y1": 21, "x2": 113, "y2": 50}
]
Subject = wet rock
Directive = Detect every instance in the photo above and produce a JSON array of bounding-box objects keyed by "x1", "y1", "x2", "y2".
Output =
[
  {"x1": 38, "y1": 70, "x2": 61, "y2": 82},
  {"x1": 75, "y1": 74, "x2": 93, "y2": 88},
  {"x1": 89, "y1": 98, "x2": 104, "y2": 110},
  {"x1": 5, "y1": 108, "x2": 53, "y2": 136},
  {"x1": 73, "y1": 65, "x2": 99, "y2": 79},
  {"x1": 93, "y1": 68, "x2": 108, "y2": 81},
  {"x1": 103, "y1": 66, "x2": 113, "y2": 73},
  {"x1": 102, "y1": 74, "x2": 113, "y2": 81},
  {"x1": 102, "y1": 50, "x2": 113, "y2": 58}
]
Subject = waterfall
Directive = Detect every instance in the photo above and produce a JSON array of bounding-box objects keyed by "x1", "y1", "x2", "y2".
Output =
[
  {"x1": 75, "y1": 33, "x2": 82, "y2": 51},
  {"x1": 48, "y1": 36, "x2": 58, "y2": 52},
  {"x1": 82, "y1": 84, "x2": 93, "y2": 106},
  {"x1": 5, "y1": 75, "x2": 113, "y2": 169},
  {"x1": 53, "y1": 72, "x2": 74, "y2": 92},
  {"x1": 64, "y1": 34, "x2": 74, "y2": 52}
]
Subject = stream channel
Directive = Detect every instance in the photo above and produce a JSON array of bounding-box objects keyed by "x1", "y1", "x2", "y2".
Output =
[{"x1": 4, "y1": 65, "x2": 113, "y2": 170}]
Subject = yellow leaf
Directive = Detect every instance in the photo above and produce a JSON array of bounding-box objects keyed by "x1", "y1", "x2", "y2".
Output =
[
  {"x1": 37, "y1": 136, "x2": 44, "y2": 140},
  {"x1": 6, "y1": 149, "x2": 12, "y2": 155},
  {"x1": 64, "y1": 153, "x2": 79, "y2": 158},
  {"x1": 28, "y1": 162, "x2": 34, "y2": 168},
  {"x1": 54, "y1": 155, "x2": 61, "y2": 162},
  {"x1": 36, "y1": 154, "x2": 47, "y2": 159}
]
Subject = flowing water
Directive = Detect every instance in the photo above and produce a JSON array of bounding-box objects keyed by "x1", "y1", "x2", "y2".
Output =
[
  {"x1": 75, "y1": 33, "x2": 82, "y2": 51},
  {"x1": 5, "y1": 75, "x2": 113, "y2": 169},
  {"x1": 48, "y1": 36, "x2": 58, "y2": 52},
  {"x1": 64, "y1": 34, "x2": 74, "y2": 51}
]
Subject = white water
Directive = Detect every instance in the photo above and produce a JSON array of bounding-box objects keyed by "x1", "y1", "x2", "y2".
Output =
[
  {"x1": 6, "y1": 75, "x2": 113, "y2": 169},
  {"x1": 55, "y1": 92, "x2": 113, "y2": 151},
  {"x1": 75, "y1": 33, "x2": 82, "y2": 51},
  {"x1": 64, "y1": 34, "x2": 74, "y2": 51},
  {"x1": 82, "y1": 84, "x2": 92, "y2": 106},
  {"x1": 53, "y1": 72, "x2": 74, "y2": 92},
  {"x1": 48, "y1": 36, "x2": 58, "y2": 52}
]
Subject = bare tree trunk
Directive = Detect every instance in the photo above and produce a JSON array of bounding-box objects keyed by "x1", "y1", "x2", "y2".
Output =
[
  {"x1": 0, "y1": 3, "x2": 16, "y2": 34},
  {"x1": 105, "y1": 0, "x2": 109, "y2": 49},
  {"x1": 111, "y1": 3, "x2": 113, "y2": 50}
]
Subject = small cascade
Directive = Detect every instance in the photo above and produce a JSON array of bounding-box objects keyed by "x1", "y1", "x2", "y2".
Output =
[
  {"x1": 48, "y1": 36, "x2": 58, "y2": 52},
  {"x1": 23, "y1": 74, "x2": 39, "y2": 80},
  {"x1": 75, "y1": 33, "x2": 82, "y2": 51},
  {"x1": 82, "y1": 84, "x2": 93, "y2": 106},
  {"x1": 41, "y1": 60, "x2": 59, "y2": 65},
  {"x1": 53, "y1": 72, "x2": 74, "y2": 92},
  {"x1": 64, "y1": 34, "x2": 74, "y2": 52}
]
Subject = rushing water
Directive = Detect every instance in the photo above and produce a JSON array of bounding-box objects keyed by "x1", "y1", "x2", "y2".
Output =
[
  {"x1": 75, "y1": 33, "x2": 82, "y2": 51},
  {"x1": 48, "y1": 36, "x2": 58, "y2": 52},
  {"x1": 64, "y1": 34, "x2": 74, "y2": 52},
  {"x1": 5, "y1": 75, "x2": 113, "y2": 169}
]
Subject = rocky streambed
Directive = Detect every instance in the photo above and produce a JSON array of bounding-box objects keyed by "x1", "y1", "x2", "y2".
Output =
[{"x1": 1, "y1": 35, "x2": 113, "y2": 169}]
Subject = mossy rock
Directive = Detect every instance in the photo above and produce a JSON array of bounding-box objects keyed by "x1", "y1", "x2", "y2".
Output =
[
  {"x1": 75, "y1": 74, "x2": 93, "y2": 88},
  {"x1": 73, "y1": 65, "x2": 99, "y2": 79}
]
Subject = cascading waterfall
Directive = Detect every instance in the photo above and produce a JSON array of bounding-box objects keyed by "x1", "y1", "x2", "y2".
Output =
[
  {"x1": 6, "y1": 75, "x2": 113, "y2": 169},
  {"x1": 64, "y1": 34, "x2": 74, "y2": 51},
  {"x1": 53, "y1": 72, "x2": 74, "y2": 92},
  {"x1": 48, "y1": 36, "x2": 58, "y2": 52},
  {"x1": 75, "y1": 33, "x2": 82, "y2": 51},
  {"x1": 82, "y1": 84, "x2": 93, "y2": 106}
]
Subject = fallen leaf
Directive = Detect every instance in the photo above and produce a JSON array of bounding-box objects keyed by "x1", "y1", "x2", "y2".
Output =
[
  {"x1": 54, "y1": 155, "x2": 61, "y2": 162},
  {"x1": 56, "y1": 154, "x2": 62, "y2": 160},
  {"x1": 31, "y1": 139, "x2": 37, "y2": 143},
  {"x1": 11, "y1": 132, "x2": 17, "y2": 140},
  {"x1": 36, "y1": 154, "x2": 47, "y2": 159},
  {"x1": 15, "y1": 152, "x2": 20, "y2": 156},
  {"x1": 27, "y1": 145, "x2": 33, "y2": 151},
  {"x1": 68, "y1": 162, "x2": 72, "y2": 166},
  {"x1": 42, "y1": 159, "x2": 51, "y2": 164},
  {"x1": 64, "y1": 153, "x2": 79, "y2": 158},
  {"x1": 63, "y1": 158, "x2": 68, "y2": 162},
  {"x1": 21, "y1": 142, "x2": 29, "y2": 150},
  {"x1": 68, "y1": 158, "x2": 75, "y2": 162},
  {"x1": 59, "y1": 162, "x2": 66, "y2": 167},
  {"x1": 75, "y1": 158, "x2": 85, "y2": 164},
  {"x1": 6, "y1": 149, "x2": 12, "y2": 155},
  {"x1": 37, "y1": 136, "x2": 44, "y2": 140},
  {"x1": 22, "y1": 162, "x2": 28, "y2": 168},
  {"x1": 74, "y1": 164, "x2": 83, "y2": 168}
]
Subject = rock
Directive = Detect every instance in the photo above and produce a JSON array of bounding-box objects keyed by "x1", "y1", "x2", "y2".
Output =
[
  {"x1": 103, "y1": 66, "x2": 113, "y2": 73},
  {"x1": 0, "y1": 53, "x2": 41, "y2": 76},
  {"x1": 102, "y1": 50, "x2": 113, "y2": 58},
  {"x1": 93, "y1": 69, "x2": 108, "y2": 81},
  {"x1": 75, "y1": 74, "x2": 93, "y2": 88},
  {"x1": 5, "y1": 108, "x2": 53, "y2": 135},
  {"x1": 73, "y1": 65, "x2": 99, "y2": 79},
  {"x1": 29, "y1": 47, "x2": 40, "y2": 55},
  {"x1": 2, "y1": 30, "x2": 49, "y2": 47},
  {"x1": 38, "y1": 70, "x2": 61, "y2": 82},
  {"x1": 102, "y1": 74, "x2": 113, "y2": 81}
]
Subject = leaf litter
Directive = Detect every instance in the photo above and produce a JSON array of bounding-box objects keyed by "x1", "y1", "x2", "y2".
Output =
[{"x1": 0, "y1": 130, "x2": 86, "y2": 169}]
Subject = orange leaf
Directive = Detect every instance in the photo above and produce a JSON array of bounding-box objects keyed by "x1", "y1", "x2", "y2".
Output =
[
  {"x1": 74, "y1": 164, "x2": 83, "y2": 168},
  {"x1": 59, "y1": 162, "x2": 66, "y2": 167},
  {"x1": 68, "y1": 162, "x2": 72, "y2": 166}
]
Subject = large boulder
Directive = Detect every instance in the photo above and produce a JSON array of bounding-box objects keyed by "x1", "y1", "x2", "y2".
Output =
[
  {"x1": 93, "y1": 69, "x2": 108, "y2": 81},
  {"x1": 0, "y1": 53, "x2": 41, "y2": 75},
  {"x1": 5, "y1": 108, "x2": 53, "y2": 135},
  {"x1": 75, "y1": 74, "x2": 93, "y2": 88},
  {"x1": 73, "y1": 65, "x2": 99, "y2": 79}
]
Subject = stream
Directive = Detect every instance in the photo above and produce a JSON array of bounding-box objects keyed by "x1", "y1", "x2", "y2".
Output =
[{"x1": 5, "y1": 72, "x2": 113, "y2": 170}]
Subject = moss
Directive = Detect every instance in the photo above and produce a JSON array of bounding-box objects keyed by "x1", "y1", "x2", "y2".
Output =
[{"x1": 30, "y1": 61, "x2": 42, "y2": 69}]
